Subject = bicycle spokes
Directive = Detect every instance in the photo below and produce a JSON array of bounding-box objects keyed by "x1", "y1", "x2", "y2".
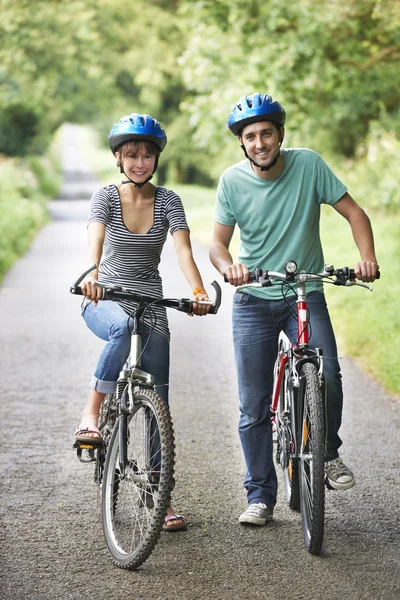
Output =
[{"x1": 101, "y1": 390, "x2": 175, "y2": 569}]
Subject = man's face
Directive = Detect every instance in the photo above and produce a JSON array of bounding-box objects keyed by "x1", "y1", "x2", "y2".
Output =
[{"x1": 239, "y1": 121, "x2": 283, "y2": 168}]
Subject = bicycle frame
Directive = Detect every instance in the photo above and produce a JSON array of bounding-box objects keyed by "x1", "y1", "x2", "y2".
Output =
[
  {"x1": 269, "y1": 278, "x2": 324, "y2": 459},
  {"x1": 119, "y1": 307, "x2": 156, "y2": 387},
  {"x1": 117, "y1": 308, "x2": 159, "y2": 475}
]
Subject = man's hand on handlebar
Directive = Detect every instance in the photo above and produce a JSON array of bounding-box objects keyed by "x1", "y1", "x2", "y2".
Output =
[
  {"x1": 223, "y1": 263, "x2": 250, "y2": 287},
  {"x1": 354, "y1": 260, "x2": 380, "y2": 283}
]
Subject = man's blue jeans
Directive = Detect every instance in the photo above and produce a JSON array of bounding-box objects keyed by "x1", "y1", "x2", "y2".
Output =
[
  {"x1": 232, "y1": 291, "x2": 343, "y2": 507},
  {"x1": 82, "y1": 300, "x2": 170, "y2": 403}
]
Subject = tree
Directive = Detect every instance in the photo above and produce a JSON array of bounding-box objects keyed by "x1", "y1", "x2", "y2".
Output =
[
  {"x1": 179, "y1": 0, "x2": 400, "y2": 157},
  {"x1": 0, "y1": 0, "x2": 117, "y2": 154}
]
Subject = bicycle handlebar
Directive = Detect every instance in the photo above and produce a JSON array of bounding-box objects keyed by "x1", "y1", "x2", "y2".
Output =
[
  {"x1": 70, "y1": 265, "x2": 222, "y2": 315},
  {"x1": 223, "y1": 262, "x2": 380, "y2": 292}
]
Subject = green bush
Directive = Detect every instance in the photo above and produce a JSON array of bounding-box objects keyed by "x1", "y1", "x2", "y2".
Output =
[
  {"x1": 0, "y1": 104, "x2": 41, "y2": 157},
  {"x1": 0, "y1": 132, "x2": 62, "y2": 282}
]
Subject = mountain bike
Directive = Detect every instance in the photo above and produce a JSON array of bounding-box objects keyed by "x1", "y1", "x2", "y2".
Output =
[
  {"x1": 71, "y1": 265, "x2": 221, "y2": 569},
  {"x1": 232, "y1": 260, "x2": 378, "y2": 554}
]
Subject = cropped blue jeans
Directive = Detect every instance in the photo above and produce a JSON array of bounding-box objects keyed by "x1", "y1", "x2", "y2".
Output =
[
  {"x1": 232, "y1": 291, "x2": 342, "y2": 507},
  {"x1": 82, "y1": 300, "x2": 170, "y2": 403}
]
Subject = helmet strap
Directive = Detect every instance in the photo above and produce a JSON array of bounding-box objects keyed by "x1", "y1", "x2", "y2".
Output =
[
  {"x1": 121, "y1": 175, "x2": 152, "y2": 188},
  {"x1": 240, "y1": 144, "x2": 282, "y2": 171},
  {"x1": 240, "y1": 128, "x2": 283, "y2": 172}
]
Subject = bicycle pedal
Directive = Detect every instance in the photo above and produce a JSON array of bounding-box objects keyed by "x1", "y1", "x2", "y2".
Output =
[
  {"x1": 73, "y1": 438, "x2": 103, "y2": 449},
  {"x1": 73, "y1": 440, "x2": 100, "y2": 463}
]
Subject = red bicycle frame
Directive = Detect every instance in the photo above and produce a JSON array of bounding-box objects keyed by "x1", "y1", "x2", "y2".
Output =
[{"x1": 271, "y1": 279, "x2": 311, "y2": 422}]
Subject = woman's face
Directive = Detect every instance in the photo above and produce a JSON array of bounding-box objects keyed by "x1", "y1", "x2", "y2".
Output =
[{"x1": 116, "y1": 141, "x2": 158, "y2": 182}]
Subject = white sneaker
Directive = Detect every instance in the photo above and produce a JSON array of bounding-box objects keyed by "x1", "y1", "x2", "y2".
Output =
[
  {"x1": 238, "y1": 503, "x2": 273, "y2": 525},
  {"x1": 325, "y1": 458, "x2": 355, "y2": 490}
]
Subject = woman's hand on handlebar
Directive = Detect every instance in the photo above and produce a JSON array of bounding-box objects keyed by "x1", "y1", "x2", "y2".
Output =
[
  {"x1": 223, "y1": 263, "x2": 250, "y2": 287},
  {"x1": 80, "y1": 269, "x2": 102, "y2": 306},
  {"x1": 190, "y1": 290, "x2": 211, "y2": 317},
  {"x1": 354, "y1": 260, "x2": 380, "y2": 283}
]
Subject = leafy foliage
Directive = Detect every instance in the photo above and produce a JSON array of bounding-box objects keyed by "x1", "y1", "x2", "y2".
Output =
[
  {"x1": 179, "y1": 0, "x2": 400, "y2": 158},
  {"x1": 0, "y1": 143, "x2": 62, "y2": 280},
  {"x1": 0, "y1": 0, "x2": 116, "y2": 154},
  {"x1": 0, "y1": 0, "x2": 399, "y2": 186}
]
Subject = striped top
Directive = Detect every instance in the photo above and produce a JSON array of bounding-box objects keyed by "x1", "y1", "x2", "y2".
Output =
[{"x1": 87, "y1": 183, "x2": 190, "y2": 340}]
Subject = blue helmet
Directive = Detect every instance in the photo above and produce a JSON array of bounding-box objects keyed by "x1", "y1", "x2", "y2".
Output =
[
  {"x1": 108, "y1": 113, "x2": 167, "y2": 154},
  {"x1": 228, "y1": 93, "x2": 286, "y2": 135}
]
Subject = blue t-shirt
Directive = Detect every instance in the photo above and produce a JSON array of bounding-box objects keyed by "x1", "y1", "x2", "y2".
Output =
[{"x1": 215, "y1": 148, "x2": 347, "y2": 299}]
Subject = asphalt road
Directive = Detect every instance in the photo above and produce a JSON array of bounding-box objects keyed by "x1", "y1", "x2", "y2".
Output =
[{"x1": 0, "y1": 125, "x2": 399, "y2": 600}]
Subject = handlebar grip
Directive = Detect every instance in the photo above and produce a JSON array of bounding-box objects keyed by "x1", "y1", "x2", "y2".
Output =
[
  {"x1": 223, "y1": 270, "x2": 262, "y2": 283},
  {"x1": 70, "y1": 286, "x2": 84, "y2": 296},
  {"x1": 223, "y1": 271, "x2": 259, "y2": 282},
  {"x1": 349, "y1": 269, "x2": 381, "y2": 280}
]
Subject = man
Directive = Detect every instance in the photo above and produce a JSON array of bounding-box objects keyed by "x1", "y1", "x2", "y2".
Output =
[{"x1": 209, "y1": 92, "x2": 379, "y2": 525}]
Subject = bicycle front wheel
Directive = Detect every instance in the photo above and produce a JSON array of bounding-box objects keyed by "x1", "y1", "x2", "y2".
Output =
[
  {"x1": 101, "y1": 388, "x2": 175, "y2": 570},
  {"x1": 299, "y1": 362, "x2": 325, "y2": 554}
]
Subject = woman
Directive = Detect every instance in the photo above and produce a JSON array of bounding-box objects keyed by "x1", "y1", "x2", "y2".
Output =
[{"x1": 75, "y1": 112, "x2": 210, "y2": 531}]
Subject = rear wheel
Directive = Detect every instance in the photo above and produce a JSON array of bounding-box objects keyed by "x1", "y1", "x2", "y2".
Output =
[
  {"x1": 278, "y1": 367, "x2": 300, "y2": 510},
  {"x1": 299, "y1": 362, "x2": 325, "y2": 554},
  {"x1": 275, "y1": 337, "x2": 300, "y2": 510},
  {"x1": 101, "y1": 388, "x2": 175, "y2": 569}
]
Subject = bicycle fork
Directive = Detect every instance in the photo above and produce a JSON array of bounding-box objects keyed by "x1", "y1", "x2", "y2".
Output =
[{"x1": 118, "y1": 329, "x2": 156, "y2": 478}]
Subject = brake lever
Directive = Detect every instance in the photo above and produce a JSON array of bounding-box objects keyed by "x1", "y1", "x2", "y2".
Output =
[{"x1": 345, "y1": 281, "x2": 373, "y2": 292}]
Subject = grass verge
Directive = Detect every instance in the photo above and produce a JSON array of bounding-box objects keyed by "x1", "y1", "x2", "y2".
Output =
[
  {"x1": 0, "y1": 132, "x2": 63, "y2": 283},
  {"x1": 320, "y1": 206, "x2": 399, "y2": 396}
]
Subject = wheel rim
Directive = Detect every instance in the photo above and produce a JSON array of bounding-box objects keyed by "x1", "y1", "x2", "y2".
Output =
[{"x1": 103, "y1": 399, "x2": 171, "y2": 563}]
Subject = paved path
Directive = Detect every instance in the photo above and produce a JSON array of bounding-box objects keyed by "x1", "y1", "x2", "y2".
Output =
[{"x1": 0, "y1": 125, "x2": 399, "y2": 600}]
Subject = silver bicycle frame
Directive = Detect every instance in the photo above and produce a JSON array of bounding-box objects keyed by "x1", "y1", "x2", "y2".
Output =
[{"x1": 119, "y1": 332, "x2": 155, "y2": 387}]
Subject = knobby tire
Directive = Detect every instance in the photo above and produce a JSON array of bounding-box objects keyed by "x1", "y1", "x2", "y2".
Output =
[
  {"x1": 299, "y1": 362, "x2": 325, "y2": 554},
  {"x1": 101, "y1": 388, "x2": 175, "y2": 569}
]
